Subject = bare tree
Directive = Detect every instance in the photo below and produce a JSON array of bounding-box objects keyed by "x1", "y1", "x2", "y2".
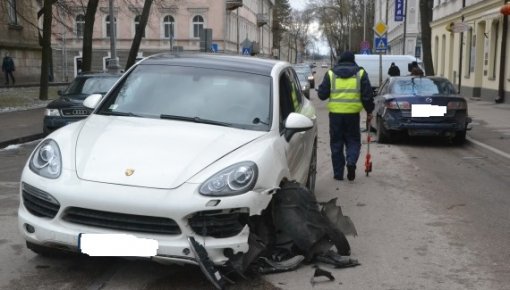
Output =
[
  {"x1": 288, "y1": 9, "x2": 313, "y2": 63},
  {"x1": 125, "y1": 0, "x2": 153, "y2": 70},
  {"x1": 82, "y1": 0, "x2": 100, "y2": 72},
  {"x1": 39, "y1": 0, "x2": 54, "y2": 100},
  {"x1": 419, "y1": 0, "x2": 435, "y2": 75},
  {"x1": 272, "y1": 0, "x2": 292, "y2": 58}
]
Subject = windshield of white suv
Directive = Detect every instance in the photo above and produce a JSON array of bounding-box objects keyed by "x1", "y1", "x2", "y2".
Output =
[{"x1": 97, "y1": 65, "x2": 272, "y2": 131}]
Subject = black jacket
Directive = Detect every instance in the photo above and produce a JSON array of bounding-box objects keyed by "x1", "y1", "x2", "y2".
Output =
[
  {"x1": 388, "y1": 65, "x2": 400, "y2": 76},
  {"x1": 317, "y1": 61, "x2": 374, "y2": 114}
]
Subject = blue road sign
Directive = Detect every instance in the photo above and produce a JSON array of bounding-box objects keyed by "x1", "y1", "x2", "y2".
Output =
[
  {"x1": 395, "y1": 0, "x2": 404, "y2": 21},
  {"x1": 375, "y1": 37, "x2": 388, "y2": 51},
  {"x1": 211, "y1": 43, "x2": 218, "y2": 53},
  {"x1": 360, "y1": 48, "x2": 371, "y2": 55},
  {"x1": 242, "y1": 47, "x2": 251, "y2": 55}
]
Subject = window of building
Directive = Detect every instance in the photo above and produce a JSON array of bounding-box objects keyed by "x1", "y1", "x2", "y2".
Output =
[
  {"x1": 489, "y1": 20, "x2": 499, "y2": 79},
  {"x1": 434, "y1": 36, "x2": 439, "y2": 71},
  {"x1": 163, "y1": 15, "x2": 175, "y2": 39},
  {"x1": 76, "y1": 14, "x2": 85, "y2": 38},
  {"x1": 465, "y1": 28, "x2": 473, "y2": 77},
  {"x1": 7, "y1": 0, "x2": 18, "y2": 25},
  {"x1": 441, "y1": 35, "x2": 446, "y2": 76},
  {"x1": 134, "y1": 15, "x2": 145, "y2": 37},
  {"x1": 105, "y1": 15, "x2": 117, "y2": 38},
  {"x1": 192, "y1": 15, "x2": 204, "y2": 38}
]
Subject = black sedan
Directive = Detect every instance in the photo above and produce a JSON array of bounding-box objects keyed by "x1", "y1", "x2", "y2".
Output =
[
  {"x1": 44, "y1": 72, "x2": 121, "y2": 133},
  {"x1": 372, "y1": 76, "x2": 471, "y2": 144}
]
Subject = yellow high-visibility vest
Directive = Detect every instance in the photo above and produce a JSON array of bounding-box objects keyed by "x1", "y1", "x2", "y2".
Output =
[{"x1": 327, "y1": 69, "x2": 364, "y2": 113}]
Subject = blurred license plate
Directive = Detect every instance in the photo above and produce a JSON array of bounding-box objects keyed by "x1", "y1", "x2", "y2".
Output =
[
  {"x1": 412, "y1": 104, "x2": 447, "y2": 117},
  {"x1": 79, "y1": 233, "x2": 158, "y2": 256}
]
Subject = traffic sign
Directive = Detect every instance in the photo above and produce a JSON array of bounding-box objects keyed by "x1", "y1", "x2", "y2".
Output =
[
  {"x1": 360, "y1": 41, "x2": 370, "y2": 50},
  {"x1": 360, "y1": 48, "x2": 371, "y2": 55},
  {"x1": 242, "y1": 47, "x2": 251, "y2": 55},
  {"x1": 374, "y1": 37, "x2": 388, "y2": 51},
  {"x1": 395, "y1": 0, "x2": 404, "y2": 21},
  {"x1": 374, "y1": 21, "x2": 387, "y2": 36}
]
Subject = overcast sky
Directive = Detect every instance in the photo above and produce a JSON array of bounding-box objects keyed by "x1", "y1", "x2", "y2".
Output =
[{"x1": 289, "y1": 0, "x2": 307, "y2": 10}]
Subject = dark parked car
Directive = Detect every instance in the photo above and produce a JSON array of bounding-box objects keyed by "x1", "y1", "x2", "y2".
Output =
[
  {"x1": 293, "y1": 64, "x2": 316, "y2": 88},
  {"x1": 44, "y1": 72, "x2": 121, "y2": 133},
  {"x1": 372, "y1": 76, "x2": 471, "y2": 144},
  {"x1": 296, "y1": 71, "x2": 310, "y2": 99}
]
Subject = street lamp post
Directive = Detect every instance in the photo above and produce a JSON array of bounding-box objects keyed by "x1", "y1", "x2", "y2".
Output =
[{"x1": 107, "y1": 0, "x2": 120, "y2": 73}]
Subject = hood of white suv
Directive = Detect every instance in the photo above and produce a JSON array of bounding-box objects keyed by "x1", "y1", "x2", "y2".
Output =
[{"x1": 75, "y1": 115, "x2": 264, "y2": 189}]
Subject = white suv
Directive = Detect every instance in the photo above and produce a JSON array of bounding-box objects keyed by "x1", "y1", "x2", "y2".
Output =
[{"x1": 19, "y1": 54, "x2": 318, "y2": 268}]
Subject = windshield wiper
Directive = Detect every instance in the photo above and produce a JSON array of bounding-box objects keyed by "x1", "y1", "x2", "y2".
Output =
[
  {"x1": 99, "y1": 111, "x2": 140, "y2": 117},
  {"x1": 160, "y1": 114, "x2": 232, "y2": 127}
]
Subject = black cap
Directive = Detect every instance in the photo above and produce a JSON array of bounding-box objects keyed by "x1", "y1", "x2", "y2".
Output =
[{"x1": 339, "y1": 51, "x2": 355, "y2": 63}]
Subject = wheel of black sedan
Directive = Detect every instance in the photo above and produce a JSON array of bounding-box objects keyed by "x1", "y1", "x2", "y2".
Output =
[
  {"x1": 376, "y1": 116, "x2": 391, "y2": 144},
  {"x1": 452, "y1": 130, "x2": 466, "y2": 145}
]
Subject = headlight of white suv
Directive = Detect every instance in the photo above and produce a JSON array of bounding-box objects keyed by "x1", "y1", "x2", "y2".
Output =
[
  {"x1": 45, "y1": 109, "x2": 61, "y2": 116},
  {"x1": 199, "y1": 161, "x2": 258, "y2": 196},
  {"x1": 29, "y1": 139, "x2": 62, "y2": 179}
]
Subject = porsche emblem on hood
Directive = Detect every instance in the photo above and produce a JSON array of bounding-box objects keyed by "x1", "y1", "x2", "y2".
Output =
[{"x1": 125, "y1": 169, "x2": 135, "y2": 176}]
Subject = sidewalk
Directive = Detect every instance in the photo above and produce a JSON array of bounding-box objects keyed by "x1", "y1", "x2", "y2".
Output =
[
  {"x1": 0, "y1": 93, "x2": 509, "y2": 156},
  {"x1": 0, "y1": 108, "x2": 46, "y2": 148}
]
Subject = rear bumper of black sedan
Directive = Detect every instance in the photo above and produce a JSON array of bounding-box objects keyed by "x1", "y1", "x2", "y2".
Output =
[{"x1": 382, "y1": 111, "x2": 471, "y2": 136}]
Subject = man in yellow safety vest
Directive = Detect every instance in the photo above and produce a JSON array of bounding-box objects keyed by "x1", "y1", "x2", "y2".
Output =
[{"x1": 317, "y1": 51, "x2": 374, "y2": 181}]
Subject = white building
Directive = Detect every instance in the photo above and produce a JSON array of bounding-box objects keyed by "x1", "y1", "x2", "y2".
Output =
[
  {"x1": 374, "y1": 0, "x2": 422, "y2": 57},
  {"x1": 51, "y1": 0, "x2": 274, "y2": 81}
]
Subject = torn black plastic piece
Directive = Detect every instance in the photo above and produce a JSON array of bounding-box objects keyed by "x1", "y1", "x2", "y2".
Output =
[
  {"x1": 188, "y1": 236, "x2": 226, "y2": 290},
  {"x1": 310, "y1": 265, "x2": 335, "y2": 286},
  {"x1": 255, "y1": 255, "x2": 305, "y2": 274},
  {"x1": 320, "y1": 198, "x2": 358, "y2": 237},
  {"x1": 315, "y1": 250, "x2": 361, "y2": 268}
]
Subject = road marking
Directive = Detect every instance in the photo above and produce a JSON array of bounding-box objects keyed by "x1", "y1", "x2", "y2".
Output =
[{"x1": 467, "y1": 136, "x2": 510, "y2": 160}]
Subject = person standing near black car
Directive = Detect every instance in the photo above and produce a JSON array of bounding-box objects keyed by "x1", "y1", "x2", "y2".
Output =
[
  {"x1": 318, "y1": 51, "x2": 374, "y2": 181},
  {"x1": 387, "y1": 62, "x2": 400, "y2": 76},
  {"x1": 2, "y1": 52, "x2": 15, "y2": 85}
]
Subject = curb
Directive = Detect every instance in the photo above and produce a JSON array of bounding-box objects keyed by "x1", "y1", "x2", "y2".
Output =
[{"x1": 0, "y1": 133, "x2": 46, "y2": 149}]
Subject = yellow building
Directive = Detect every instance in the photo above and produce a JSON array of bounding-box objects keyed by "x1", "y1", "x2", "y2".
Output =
[{"x1": 431, "y1": 0, "x2": 509, "y2": 103}]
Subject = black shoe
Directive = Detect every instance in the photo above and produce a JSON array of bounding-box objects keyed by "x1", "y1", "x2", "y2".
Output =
[
  {"x1": 347, "y1": 166, "x2": 356, "y2": 181},
  {"x1": 334, "y1": 176, "x2": 344, "y2": 181}
]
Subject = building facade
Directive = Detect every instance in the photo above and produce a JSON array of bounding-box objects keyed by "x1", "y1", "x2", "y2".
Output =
[
  {"x1": 431, "y1": 0, "x2": 509, "y2": 102},
  {"x1": 375, "y1": 0, "x2": 422, "y2": 57},
  {"x1": 51, "y1": 0, "x2": 274, "y2": 81},
  {"x1": 0, "y1": 0, "x2": 42, "y2": 83}
]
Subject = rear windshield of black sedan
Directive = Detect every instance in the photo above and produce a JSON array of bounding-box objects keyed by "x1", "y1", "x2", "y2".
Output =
[
  {"x1": 97, "y1": 64, "x2": 272, "y2": 131},
  {"x1": 391, "y1": 78, "x2": 457, "y2": 96}
]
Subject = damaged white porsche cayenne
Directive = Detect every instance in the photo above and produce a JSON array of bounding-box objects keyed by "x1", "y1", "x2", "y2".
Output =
[{"x1": 18, "y1": 54, "x2": 325, "y2": 268}]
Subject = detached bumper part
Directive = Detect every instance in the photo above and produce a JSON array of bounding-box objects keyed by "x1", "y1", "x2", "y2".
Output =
[{"x1": 188, "y1": 236, "x2": 227, "y2": 290}]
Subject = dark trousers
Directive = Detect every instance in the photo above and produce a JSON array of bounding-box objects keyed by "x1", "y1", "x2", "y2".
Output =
[
  {"x1": 4, "y1": 71, "x2": 15, "y2": 85},
  {"x1": 329, "y1": 113, "x2": 361, "y2": 179}
]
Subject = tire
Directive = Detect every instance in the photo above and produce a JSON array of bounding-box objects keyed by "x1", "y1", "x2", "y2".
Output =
[
  {"x1": 305, "y1": 141, "x2": 317, "y2": 194},
  {"x1": 452, "y1": 130, "x2": 466, "y2": 145},
  {"x1": 376, "y1": 116, "x2": 391, "y2": 144}
]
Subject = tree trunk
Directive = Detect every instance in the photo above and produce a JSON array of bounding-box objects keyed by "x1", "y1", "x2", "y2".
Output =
[
  {"x1": 82, "y1": 0, "x2": 99, "y2": 72},
  {"x1": 125, "y1": 0, "x2": 153, "y2": 70},
  {"x1": 39, "y1": 0, "x2": 53, "y2": 100},
  {"x1": 419, "y1": 0, "x2": 435, "y2": 76}
]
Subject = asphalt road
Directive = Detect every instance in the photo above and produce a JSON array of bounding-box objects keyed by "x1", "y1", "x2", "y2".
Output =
[{"x1": 1, "y1": 70, "x2": 510, "y2": 289}]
